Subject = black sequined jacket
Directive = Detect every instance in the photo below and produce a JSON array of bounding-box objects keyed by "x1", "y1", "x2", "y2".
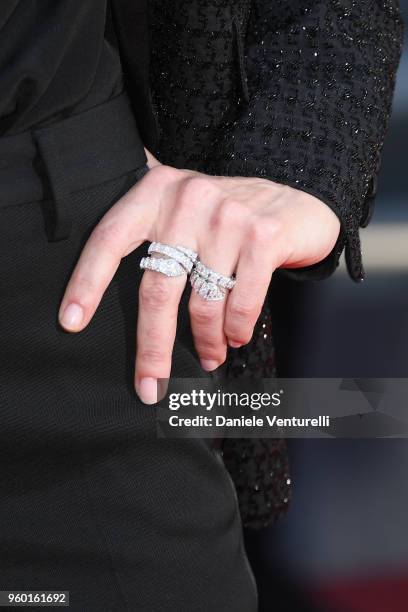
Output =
[{"x1": 145, "y1": 0, "x2": 404, "y2": 282}]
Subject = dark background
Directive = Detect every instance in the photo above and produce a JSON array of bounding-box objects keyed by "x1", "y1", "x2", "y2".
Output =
[{"x1": 246, "y1": 4, "x2": 408, "y2": 611}]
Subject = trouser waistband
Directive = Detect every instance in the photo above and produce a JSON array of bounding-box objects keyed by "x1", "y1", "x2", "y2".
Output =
[{"x1": 0, "y1": 92, "x2": 148, "y2": 240}]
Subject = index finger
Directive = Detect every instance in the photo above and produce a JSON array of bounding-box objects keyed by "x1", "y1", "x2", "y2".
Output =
[{"x1": 58, "y1": 177, "x2": 156, "y2": 332}]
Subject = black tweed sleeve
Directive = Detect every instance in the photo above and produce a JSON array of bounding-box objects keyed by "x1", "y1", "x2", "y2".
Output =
[{"x1": 207, "y1": 1, "x2": 404, "y2": 281}]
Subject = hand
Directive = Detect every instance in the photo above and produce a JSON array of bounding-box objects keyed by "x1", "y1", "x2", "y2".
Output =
[{"x1": 58, "y1": 157, "x2": 340, "y2": 403}]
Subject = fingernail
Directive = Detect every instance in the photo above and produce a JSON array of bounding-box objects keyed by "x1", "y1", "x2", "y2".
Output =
[
  {"x1": 228, "y1": 341, "x2": 242, "y2": 348},
  {"x1": 60, "y1": 303, "x2": 83, "y2": 330},
  {"x1": 200, "y1": 359, "x2": 220, "y2": 372},
  {"x1": 137, "y1": 377, "x2": 158, "y2": 404}
]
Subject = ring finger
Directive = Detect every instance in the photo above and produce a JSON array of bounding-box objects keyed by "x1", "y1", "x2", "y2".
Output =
[{"x1": 189, "y1": 246, "x2": 239, "y2": 372}]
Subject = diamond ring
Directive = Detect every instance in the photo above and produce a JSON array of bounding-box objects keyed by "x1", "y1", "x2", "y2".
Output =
[
  {"x1": 190, "y1": 270, "x2": 226, "y2": 301},
  {"x1": 140, "y1": 242, "x2": 198, "y2": 278},
  {"x1": 140, "y1": 256, "x2": 185, "y2": 277},
  {"x1": 190, "y1": 259, "x2": 236, "y2": 300},
  {"x1": 148, "y1": 242, "x2": 195, "y2": 273},
  {"x1": 175, "y1": 245, "x2": 198, "y2": 264}
]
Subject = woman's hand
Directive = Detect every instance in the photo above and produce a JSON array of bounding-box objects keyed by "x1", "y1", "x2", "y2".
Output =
[{"x1": 58, "y1": 159, "x2": 340, "y2": 403}]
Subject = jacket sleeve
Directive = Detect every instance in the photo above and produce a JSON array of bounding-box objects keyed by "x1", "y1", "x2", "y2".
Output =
[{"x1": 206, "y1": 0, "x2": 404, "y2": 282}]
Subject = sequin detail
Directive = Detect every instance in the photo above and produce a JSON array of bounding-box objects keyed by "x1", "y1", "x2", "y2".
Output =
[{"x1": 149, "y1": 0, "x2": 404, "y2": 282}]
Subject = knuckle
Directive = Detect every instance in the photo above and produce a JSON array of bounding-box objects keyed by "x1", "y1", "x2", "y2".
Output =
[
  {"x1": 189, "y1": 300, "x2": 220, "y2": 325},
  {"x1": 173, "y1": 192, "x2": 197, "y2": 219},
  {"x1": 246, "y1": 218, "x2": 276, "y2": 246},
  {"x1": 150, "y1": 164, "x2": 180, "y2": 183},
  {"x1": 139, "y1": 277, "x2": 173, "y2": 310},
  {"x1": 266, "y1": 215, "x2": 283, "y2": 237},
  {"x1": 229, "y1": 299, "x2": 258, "y2": 321},
  {"x1": 195, "y1": 338, "x2": 222, "y2": 354},
  {"x1": 251, "y1": 216, "x2": 282, "y2": 242},
  {"x1": 173, "y1": 177, "x2": 210, "y2": 222},
  {"x1": 138, "y1": 348, "x2": 168, "y2": 367},
  {"x1": 91, "y1": 221, "x2": 122, "y2": 253},
  {"x1": 211, "y1": 198, "x2": 245, "y2": 230},
  {"x1": 179, "y1": 175, "x2": 216, "y2": 204}
]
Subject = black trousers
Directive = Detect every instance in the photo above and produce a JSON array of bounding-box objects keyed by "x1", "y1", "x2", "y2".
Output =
[{"x1": 0, "y1": 93, "x2": 258, "y2": 611}]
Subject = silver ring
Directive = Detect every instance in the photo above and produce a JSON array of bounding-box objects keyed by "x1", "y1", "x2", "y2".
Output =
[
  {"x1": 148, "y1": 242, "x2": 194, "y2": 273},
  {"x1": 190, "y1": 270, "x2": 226, "y2": 301},
  {"x1": 140, "y1": 256, "x2": 186, "y2": 277},
  {"x1": 175, "y1": 245, "x2": 198, "y2": 263},
  {"x1": 194, "y1": 260, "x2": 236, "y2": 290}
]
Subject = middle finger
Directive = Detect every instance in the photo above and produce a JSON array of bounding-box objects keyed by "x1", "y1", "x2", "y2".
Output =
[
  {"x1": 136, "y1": 264, "x2": 186, "y2": 404},
  {"x1": 189, "y1": 246, "x2": 239, "y2": 372}
]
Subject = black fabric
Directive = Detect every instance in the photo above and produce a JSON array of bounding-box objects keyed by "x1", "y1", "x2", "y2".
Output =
[
  {"x1": 0, "y1": 1, "x2": 125, "y2": 137},
  {"x1": 0, "y1": 0, "x2": 158, "y2": 150},
  {"x1": 0, "y1": 91, "x2": 147, "y2": 209},
  {"x1": 148, "y1": 0, "x2": 404, "y2": 282},
  {"x1": 0, "y1": 97, "x2": 258, "y2": 611},
  {"x1": 109, "y1": 0, "x2": 159, "y2": 152},
  {"x1": 0, "y1": 2, "x2": 403, "y2": 606},
  {"x1": 1, "y1": 1, "x2": 403, "y2": 280},
  {"x1": 221, "y1": 301, "x2": 292, "y2": 531}
]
